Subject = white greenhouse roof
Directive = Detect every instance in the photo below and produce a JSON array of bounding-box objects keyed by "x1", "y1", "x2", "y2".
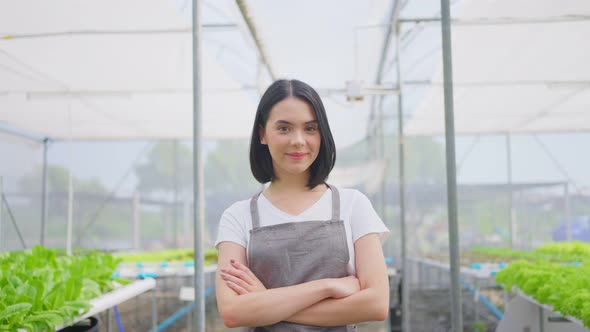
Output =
[
  {"x1": 0, "y1": 0, "x2": 258, "y2": 141},
  {"x1": 1, "y1": 0, "x2": 589, "y2": 142},
  {"x1": 404, "y1": 0, "x2": 590, "y2": 136}
]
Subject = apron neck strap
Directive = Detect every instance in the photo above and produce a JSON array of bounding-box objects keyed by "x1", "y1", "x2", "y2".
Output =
[
  {"x1": 249, "y1": 183, "x2": 341, "y2": 228},
  {"x1": 326, "y1": 183, "x2": 340, "y2": 221},
  {"x1": 250, "y1": 191, "x2": 263, "y2": 229}
]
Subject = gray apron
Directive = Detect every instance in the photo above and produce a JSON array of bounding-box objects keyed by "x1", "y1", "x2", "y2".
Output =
[{"x1": 247, "y1": 184, "x2": 357, "y2": 332}]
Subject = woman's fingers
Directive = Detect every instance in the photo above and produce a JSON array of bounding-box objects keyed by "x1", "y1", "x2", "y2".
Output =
[
  {"x1": 221, "y1": 259, "x2": 267, "y2": 293},
  {"x1": 225, "y1": 280, "x2": 248, "y2": 295},
  {"x1": 229, "y1": 259, "x2": 257, "y2": 282},
  {"x1": 231, "y1": 259, "x2": 258, "y2": 280},
  {"x1": 220, "y1": 272, "x2": 252, "y2": 292},
  {"x1": 223, "y1": 262, "x2": 254, "y2": 285},
  {"x1": 330, "y1": 276, "x2": 361, "y2": 299}
]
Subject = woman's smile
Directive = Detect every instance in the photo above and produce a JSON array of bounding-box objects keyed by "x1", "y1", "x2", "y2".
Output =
[{"x1": 286, "y1": 152, "x2": 308, "y2": 160}]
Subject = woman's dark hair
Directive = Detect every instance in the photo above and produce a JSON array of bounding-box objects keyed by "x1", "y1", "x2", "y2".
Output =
[{"x1": 249, "y1": 79, "x2": 336, "y2": 189}]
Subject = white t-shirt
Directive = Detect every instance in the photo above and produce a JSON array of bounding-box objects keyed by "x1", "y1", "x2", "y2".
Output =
[{"x1": 215, "y1": 187, "x2": 389, "y2": 275}]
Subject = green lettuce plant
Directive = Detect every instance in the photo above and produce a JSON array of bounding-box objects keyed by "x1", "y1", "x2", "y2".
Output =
[
  {"x1": 480, "y1": 242, "x2": 590, "y2": 327},
  {"x1": 472, "y1": 241, "x2": 590, "y2": 263},
  {"x1": 495, "y1": 260, "x2": 590, "y2": 328},
  {"x1": 0, "y1": 246, "x2": 125, "y2": 331},
  {"x1": 116, "y1": 248, "x2": 218, "y2": 265}
]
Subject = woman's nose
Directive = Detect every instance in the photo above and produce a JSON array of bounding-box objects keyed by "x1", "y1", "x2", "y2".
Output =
[{"x1": 291, "y1": 130, "x2": 305, "y2": 146}]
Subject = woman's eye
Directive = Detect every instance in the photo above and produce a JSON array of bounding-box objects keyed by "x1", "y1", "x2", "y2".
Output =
[
  {"x1": 278, "y1": 126, "x2": 289, "y2": 132},
  {"x1": 306, "y1": 126, "x2": 318, "y2": 132}
]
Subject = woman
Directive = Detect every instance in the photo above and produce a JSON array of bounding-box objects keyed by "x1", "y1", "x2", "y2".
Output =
[{"x1": 215, "y1": 79, "x2": 390, "y2": 331}]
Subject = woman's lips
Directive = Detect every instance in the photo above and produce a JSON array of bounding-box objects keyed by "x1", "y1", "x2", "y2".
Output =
[{"x1": 287, "y1": 153, "x2": 306, "y2": 160}]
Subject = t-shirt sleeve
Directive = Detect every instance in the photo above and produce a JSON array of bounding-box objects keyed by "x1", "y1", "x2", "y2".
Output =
[
  {"x1": 214, "y1": 203, "x2": 249, "y2": 249},
  {"x1": 350, "y1": 190, "x2": 390, "y2": 244}
]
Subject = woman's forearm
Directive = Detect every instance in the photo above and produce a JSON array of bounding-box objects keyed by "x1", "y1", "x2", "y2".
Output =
[
  {"x1": 219, "y1": 278, "x2": 333, "y2": 328},
  {"x1": 286, "y1": 285, "x2": 389, "y2": 326},
  {"x1": 284, "y1": 233, "x2": 390, "y2": 326}
]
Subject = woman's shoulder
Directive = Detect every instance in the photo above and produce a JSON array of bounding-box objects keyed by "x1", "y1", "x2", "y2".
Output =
[
  {"x1": 330, "y1": 185, "x2": 364, "y2": 198},
  {"x1": 330, "y1": 185, "x2": 368, "y2": 205},
  {"x1": 222, "y1": 197, "x2": 253, "y2": 219}
]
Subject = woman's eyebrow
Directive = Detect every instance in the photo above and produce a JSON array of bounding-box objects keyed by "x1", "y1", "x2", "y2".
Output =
[{"x1": 274, "y1": 120, "x2": 318, "y2": 125}]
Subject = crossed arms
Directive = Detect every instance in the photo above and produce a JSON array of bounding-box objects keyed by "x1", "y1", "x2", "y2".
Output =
[{"x1": 215, "y1": 233, "x2": 389, "y2": 328}]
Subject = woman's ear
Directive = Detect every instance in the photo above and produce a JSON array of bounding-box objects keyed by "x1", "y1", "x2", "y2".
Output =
[{"x1": 259, "y1": 125, "x2": 267, "y2": 145}]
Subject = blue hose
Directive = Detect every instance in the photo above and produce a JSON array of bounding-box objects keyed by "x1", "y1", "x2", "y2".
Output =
[
  {"x1": 147, "y1": 286, "x2": 215, "y2": 332},
  {"x1": 460, "y1": 280, "x2": 504, "y2": 320},
  {"x1": 114, "y1": 305, "x2": 125, "y2": 332}
]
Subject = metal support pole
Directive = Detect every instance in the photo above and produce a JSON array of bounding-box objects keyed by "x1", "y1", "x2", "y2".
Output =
[
  {"x1": 192, "y1": 0, "x2": 206, "y2": 330},
  {"x1": 235, "y1": 0, "x2": 276, "y2": 81},
  {"x1": 0, "y1": 176, "x2": 3, "y2": 250},
  {"x1": 372, "y1": 0, "x2": 400, "y2": 236},
  {"x1": 440, "y1": 0, "x2": 463, "y2": 330},
  {"x1": 506, "y1": 134, "x2": 514, "y2": 248},
  {"x1": 394, "y1": 13, "x2": 411, "y2": 332},
  {"x1": 503, "y1": 290, "x2": 509, "y2": 313},
  {"x1": 1, "y1": 194, "x2": 27, "y2": 248},
  {"x1": 106, "y1": 308, "x2": 112, "y2": 332},
  {"x1": 135, "y1": 296, "x2": 140, "y2": 328},
  {"x1": 564, "y1": 183, "x2": 571, "y2": 241},
  {"x1": 474, "y1": 279, "x2": 480, "y2": 321},
  {"x1": 256, "y1": 56, "x2": 264, "y2": 94},
  {"x1": 187, "y1": 301, "x2": 193, "y2": 331},
  {"x1": 40, "y1": 138, "x2": 49, "y2": 246},
  {"x1": 539, "y1": 306, "x2": 545, "y2": 332},
  {"x1": 173, "y1": 140, "x2": 179, "y2": 248},
  {"x1": 152, "y1": 288, "x2": 158, "y2": 331},
  {"x1": 132, "y1": 192, "x2": 141, "y2": 250},
  {"x1": 183, "y1": 196, "x2": 191, "y2": 247},
  {"x1": 66, "y1": 173, "x2": 74, "y2": 255},
  {"x1": 378, "y1": 96, "x2": 386, "y2": 220},
  {"x1": 418, "y1": 262, "x2": 426, "y2": 288}
]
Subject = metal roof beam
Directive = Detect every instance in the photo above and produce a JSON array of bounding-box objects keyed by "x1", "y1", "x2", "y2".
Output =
[
  {"x1": 235, "y1": 0, "x2": 276, "y2": 80},
  {"x1": 399, "y1": 15, "x2": 590, "y2": 25},
  {"x1": 1, "y1": 24, "x2": 238, "y2": 39}
]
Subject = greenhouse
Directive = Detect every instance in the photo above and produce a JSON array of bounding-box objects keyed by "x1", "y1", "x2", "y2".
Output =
[{"x1": 1, "y1": 0, "x2": 590, "y2": 331}]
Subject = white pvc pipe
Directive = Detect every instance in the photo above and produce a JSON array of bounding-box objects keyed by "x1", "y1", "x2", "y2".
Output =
[
  {"x1": 407, "y1": 257, "x2": 498, "y2": 280},
  {"x1": 54, "y1": 278, "x2": 157, "y2": 331},
  {"x1": 116, "y1": 263, "x2": 217, "y2": 279}
]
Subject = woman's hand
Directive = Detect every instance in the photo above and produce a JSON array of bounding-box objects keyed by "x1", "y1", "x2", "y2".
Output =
[
  {"x1": 220, "y1": 259, "x2": 267, "y2": 295},
  {"x1": 329, "y1": 276, "x2": 361, "y2": 299}
]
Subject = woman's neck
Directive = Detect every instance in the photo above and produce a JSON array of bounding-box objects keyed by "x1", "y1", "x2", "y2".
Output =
[{"x1": 268, "y1": 174, "x2": 323, "y2": 194}]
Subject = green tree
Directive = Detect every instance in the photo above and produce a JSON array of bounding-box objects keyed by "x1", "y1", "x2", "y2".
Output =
[
  {"x1": 133, "y1": 140, "x2": 260, "y2": 195},
  {"x1": 134, "y1": 141, "x2": 193, "y2": 198},
  {"x1": 204, "y1": 140, "x2": 260, "y2": 193},
  {"x1": 338, "y1": 135, "x2": 446, "y2": 184},
  {"x1": 19, "y1": 165, "x2": 106, "y2": 193},
  {"x1": 15, "y1": 165, "x2": 109, "y2": 248}
]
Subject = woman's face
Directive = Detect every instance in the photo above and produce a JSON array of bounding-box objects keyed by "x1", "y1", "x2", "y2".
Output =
[{"x1": 259, "y1": 97, "x2": 321, "y2": 180}]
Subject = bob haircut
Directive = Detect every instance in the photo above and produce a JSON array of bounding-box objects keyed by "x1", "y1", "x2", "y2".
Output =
[{"x1": 249, "y1": 79, "x2": 336, "y2": 189}]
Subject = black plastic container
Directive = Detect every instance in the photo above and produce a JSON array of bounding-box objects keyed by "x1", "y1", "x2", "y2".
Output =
[{"x1": 57, "y1": 317, "x2": 100, "y2": 332}]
